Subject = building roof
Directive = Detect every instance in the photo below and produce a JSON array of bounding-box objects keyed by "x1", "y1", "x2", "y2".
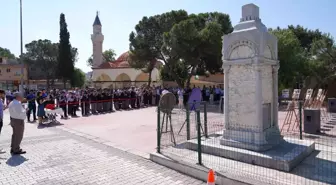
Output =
[
  {"x1": 93, "y1": 12, "x2": 102, "y2": 26},
  {"x1": 95, "y1": 51, "x2": 162, "y2": 69}
]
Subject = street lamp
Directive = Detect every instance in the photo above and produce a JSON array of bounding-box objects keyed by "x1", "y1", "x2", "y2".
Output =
[{"x1": 19, "y1": 0, "x2": 24, "y2": 93}]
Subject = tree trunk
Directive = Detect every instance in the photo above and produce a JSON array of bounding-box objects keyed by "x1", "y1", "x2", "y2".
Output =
[
  {"x1": 176, "y1": 80, "x2": 185, "y2": 89},
  {"x1": 186, "y1": 66, "x2": 196, "y2": 88},
  {"x1": 63, "y1": 78, "x2": 67, "y2": 89},
  {"x1": 147, "y1": 70, "x2": 152, "y2": 87},
  {"x1": 46, "y1": 77, "x2": 50, "y2": 90}
]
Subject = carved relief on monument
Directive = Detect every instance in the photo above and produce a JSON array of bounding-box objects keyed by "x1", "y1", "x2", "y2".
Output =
[
  {"x1": 263, "y1": 45, "x2": 273, "y2": 59},
  {"x1": 226, "y1": 40, "x2": 257, "y2": 60}
]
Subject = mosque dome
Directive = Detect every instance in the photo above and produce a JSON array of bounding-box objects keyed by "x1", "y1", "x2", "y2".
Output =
[{"x1": 96, "y1": 51, "x2": 161, "y2": 69}]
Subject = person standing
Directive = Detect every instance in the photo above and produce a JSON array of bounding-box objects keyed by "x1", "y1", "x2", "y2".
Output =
[
  {"x1": 0, "y1": 90, "x2": 7, "y2": 153},
  {"x1": 8, "y1": 92, "x2": 26, "y2": 155},
  {"x1": 36, "y1": 92, "x2": 47, "y2": 126},
  {"x1": 26, "y1": 90, "x2": 37, "y2": 122}
]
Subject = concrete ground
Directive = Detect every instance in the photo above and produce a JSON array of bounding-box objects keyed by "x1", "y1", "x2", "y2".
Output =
[{"x1": 0, "y1": 109, "x2": 205, "y2": 185}]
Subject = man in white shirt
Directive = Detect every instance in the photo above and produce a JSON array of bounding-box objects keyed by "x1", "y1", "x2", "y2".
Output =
[{"x1": 8, "y1": 92, "x2": 26, "y2": 155}]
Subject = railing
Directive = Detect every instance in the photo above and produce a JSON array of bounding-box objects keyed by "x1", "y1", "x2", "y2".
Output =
[{"x1": 156, "y1": 100, "x2": 336, "y2": 185}]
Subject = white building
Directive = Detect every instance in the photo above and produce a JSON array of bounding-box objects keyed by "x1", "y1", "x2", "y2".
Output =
[{"x1": 90, "y1": 12, "x2": 161, "y2": 88}]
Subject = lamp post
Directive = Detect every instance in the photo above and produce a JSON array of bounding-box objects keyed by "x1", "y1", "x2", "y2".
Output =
[{"x1": 19, "y1": 0, "x2": 24, "y2": 93}]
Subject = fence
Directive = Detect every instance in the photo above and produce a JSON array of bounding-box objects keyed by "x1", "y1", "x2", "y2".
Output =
[{"x1": 156, "y1": 101, "x2": 336, "y2": 185}]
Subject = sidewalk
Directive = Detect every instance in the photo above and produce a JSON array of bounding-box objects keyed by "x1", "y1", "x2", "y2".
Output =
[{"x1": 0, "y1": 112, "x2": 205, "y2": 185}]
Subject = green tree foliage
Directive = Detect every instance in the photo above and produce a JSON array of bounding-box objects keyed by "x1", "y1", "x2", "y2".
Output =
[
  {"x1": 22, "y1": 39, "x2": 78, "y2": 89},
  {"x1": 86, "y1": 49, "x2": 117, "y2": 66},
  {"x1": 0, "y1": 47, "x2": 16, "y2": 59},
  {"x1": 70, "y1": 68, "x2": 86, "y2": 88},
  {"x1": 130, "y1": 10, "x2": 232, "y2": 87},
  {"x1": 163, "y1": 12, "x2": 232, "y2": 86},
  {"x1": 22, "y1": 39, "x2": 59, "y2": 88},
  {"x1": 270, "y1": 28, "x2": 307, "y2": 88},
  {"x1": 129, "y1": 10, "x2": 189, "y2": 87},
  {"x1": 271, "y1": 25, "x2": 336, "y2": 89},
  {"x1": 58, "y1": 13, "x2": 75, "y2": 88}
]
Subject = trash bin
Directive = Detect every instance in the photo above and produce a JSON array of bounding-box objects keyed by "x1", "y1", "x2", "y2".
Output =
[
  {"x1": 304, "y1": 109, "x2": 321, "y2": 134},
  {"x1": 327, "y1": 98, "x2": 336, "y2": 113}
]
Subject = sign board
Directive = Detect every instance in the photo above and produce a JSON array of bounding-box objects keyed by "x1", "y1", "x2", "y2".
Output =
[
  {"x1": 292, "y1": 89, "x2": 301, "y2": 99},
  {"x1": 282, "y1": 89, "x2": 290, "y2": 99}
]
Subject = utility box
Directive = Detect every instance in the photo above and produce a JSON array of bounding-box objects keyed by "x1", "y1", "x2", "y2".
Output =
[
  {"x1": 327, "y1": 98, "x2": 336, "y2": 113},
  {"x1": 304, "y1": 109, "x2": 321, "y2": 134}
]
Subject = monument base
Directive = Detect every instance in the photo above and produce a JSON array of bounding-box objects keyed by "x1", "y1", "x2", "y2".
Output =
[
  {"x1": 221, "y1": 128, "x2": 284, "y2": 151},
  {"x1": 186, "y1": 137, "x2": 315, "y2": 172}
]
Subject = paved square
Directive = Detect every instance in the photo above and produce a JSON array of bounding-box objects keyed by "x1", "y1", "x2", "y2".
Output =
[{"x1": 0, "y1": 112, "x2": 205, "y2": 185}]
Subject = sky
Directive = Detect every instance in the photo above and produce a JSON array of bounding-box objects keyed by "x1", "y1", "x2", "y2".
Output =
[{"x1": 1, "y1": 0, "x2": 335, "y2": 73}]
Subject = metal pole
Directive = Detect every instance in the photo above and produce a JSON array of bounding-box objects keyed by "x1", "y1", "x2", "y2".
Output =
[
  {"x1": 20, "y1": 0, "x2": 24, "y2": 93},
  {"x1": 157, "y1": 106, "x2": 161, "y2": 153},
  {"x1": 196, "y1": 110, "x2": 202, "y2": 165},
  {"x1": 204, "y1": 102, "x2": 208, "y2": 138},
  {"x1": 299, "y1": 100, "x2": 303, "y2": 140},
  {"x1": 186, "y1": 104, "x2": 190, "y2": 140}
]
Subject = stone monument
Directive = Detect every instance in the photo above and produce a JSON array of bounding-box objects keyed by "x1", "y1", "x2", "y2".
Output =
[
  {"x1": 185, "y1": 4, "x2": 315, "y2": 172},
  {"x1": 220, "y1": 3, "x2": 282, "y2": 151}
]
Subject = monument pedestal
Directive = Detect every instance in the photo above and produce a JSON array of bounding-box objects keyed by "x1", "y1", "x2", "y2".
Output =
[
  {"x1": 186, "y1": 137, "x2": 315, "y2": 172},
  {"x1": 220, "y1": 127, "x2": 283, "y2": 152}
]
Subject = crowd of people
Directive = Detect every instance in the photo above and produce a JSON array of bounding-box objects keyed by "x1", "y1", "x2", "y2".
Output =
[{"x1": 0, "y1": 84, "x2": 223, "y2": 155}]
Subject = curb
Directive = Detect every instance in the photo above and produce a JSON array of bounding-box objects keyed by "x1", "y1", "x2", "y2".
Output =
[{"x1": 150, "y1": 152, "x2": 250, "y2": 185}]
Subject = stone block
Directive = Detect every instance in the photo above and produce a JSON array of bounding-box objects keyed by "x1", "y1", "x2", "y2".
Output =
[
  {"x1": 186, "y1": 136, "x2": 315, "y2": 172},
  {"x1": 328, "y1": 98, "x2": 336, "y2": 113},
  {"x1": 304, "y1": 108, "x2": 321, "y2": 134}
]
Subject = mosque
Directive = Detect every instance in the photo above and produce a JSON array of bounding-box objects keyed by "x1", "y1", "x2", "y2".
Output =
[
  {"x1": 90, "y1": 13, "x2": 223, "y2": 88},
  {"x1": 90, "y1": 13, "x2": 161, "y2": 88}
]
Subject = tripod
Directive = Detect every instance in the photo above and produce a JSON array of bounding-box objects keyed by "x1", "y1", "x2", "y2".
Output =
[
  {"x1": 178, "y1": 101, "x2": 204, "y2": 135},
  {"x1": 160, "y1": 111, "x2": 176, "y2": 146}
]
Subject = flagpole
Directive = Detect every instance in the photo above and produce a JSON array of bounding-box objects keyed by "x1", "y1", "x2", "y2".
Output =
[{"x1": 19, "y1": 0, "x2": 24, "y2": 93}]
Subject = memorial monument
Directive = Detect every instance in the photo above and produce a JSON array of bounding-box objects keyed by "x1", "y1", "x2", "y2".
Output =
[
  {"x1": 220, "y1": 3, "x2": 282, "y2": 151},
  {"x1": 185, "y1": 3, "x2": 315, "y2": 172}
]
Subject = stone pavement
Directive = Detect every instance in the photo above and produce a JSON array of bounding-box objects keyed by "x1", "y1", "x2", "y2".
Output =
[
  {"x1": 58, "y1": 106, "x2": 223, "y2": 159},
  {"x1": 0, "y1": 112, "x2": 205, "y2": 185}
]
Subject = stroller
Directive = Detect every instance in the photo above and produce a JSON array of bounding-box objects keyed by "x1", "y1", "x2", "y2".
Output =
[{"x1": 44, "y1": 104, "x2": 63, "y2": 125}]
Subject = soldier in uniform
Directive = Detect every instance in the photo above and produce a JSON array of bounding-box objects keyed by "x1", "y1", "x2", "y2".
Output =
[
  {"x1": 67, "y1": 92, "x2": 76, "y2": 117},
  {"x1": 90, "y1": 90, "x2": 98, "y2": 114},
  {"x1": 102, "y1": 89, "x2": 108, "y2": 113},
  {"x1": 130, "y1": 87, "x2": 136, "y2": 109},
  {"x1": 58, "y1": 91, "x2": 68, "y2": 119},
  {"x1": 113, "y1": 90, "x2": 119, "y2": 111},
  {"x1": 26, "y1": 90, "x2": 37, "y2": 122},
  {"x1": 97, "y1": 89, "x2": 103, "y2": 113},
  {"x1": 106, "y1": 89, "x2": 113, "y2": 112},
  {"x1": 81, "y1": 91, "x2": 89, "y2": 116}
]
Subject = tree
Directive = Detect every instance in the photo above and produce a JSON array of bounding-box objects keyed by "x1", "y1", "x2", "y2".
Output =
[
  {"x1": 0, "y1": 47, "x2": 16, "y2": 59},
  {"x1": 86, "y1": 49, "x2": 117, "y2": 66},
  {"x1": 270, "y1": 28, "x2": 307, "y2": 88},
  {"x1": 129, "y1": 10, "x2": 190, "y2": 87},
  {"x1": 70, "y1": 68, "x2": 86, "y2": 88},
  {"x1": 130, "y1": 10, "x2": 232, "y2": 87},
  {"x1": 22, "y1": 39, "x2": 59, "y2": 88},
  {"x1": 58, "y1": 13, "x2": 75, "y2": 88},
  {"x1": 162, "y1": 12, "x2": 232, "y2": 87},
  {"x1": 309, "y1": 34, "x2": 336, "y2": 86}
]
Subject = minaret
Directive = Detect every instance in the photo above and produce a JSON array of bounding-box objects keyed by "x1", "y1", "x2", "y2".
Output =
[{"x1": 91, "y1": 11, "x2": 104, "y2": 68}]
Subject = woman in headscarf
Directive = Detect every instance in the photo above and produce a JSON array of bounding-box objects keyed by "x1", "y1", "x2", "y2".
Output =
[{"x1": 36, "y1": 91, "x2": 47, "y2": 126}]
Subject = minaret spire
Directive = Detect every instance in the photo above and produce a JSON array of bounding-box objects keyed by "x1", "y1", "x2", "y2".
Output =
[
  {"x1": 91, "y1": 11, "x2": 104, "y2": 68},
  {"x1": 93, "y1": 11, "x2": 102, "y2": 26}
]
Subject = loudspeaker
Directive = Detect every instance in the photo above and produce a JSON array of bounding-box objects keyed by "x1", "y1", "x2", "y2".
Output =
[
  {"x1": 327, "y1": 98, "x2": 336, "y2": 113},
  {"x1": 304, "y1": 109, "x2": 321, "y2": 134}
]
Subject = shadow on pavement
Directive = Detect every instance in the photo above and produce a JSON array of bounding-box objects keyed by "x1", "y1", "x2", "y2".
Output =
[{"x1": 6, "y1": 155, "x2": 28, "y2": 166}]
